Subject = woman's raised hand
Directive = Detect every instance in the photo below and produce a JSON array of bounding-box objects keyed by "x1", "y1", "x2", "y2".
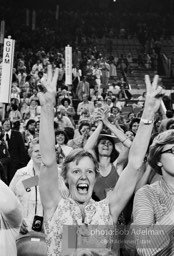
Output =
[
  {"x1": 37, "y1": 65, "x2": 59, "y2": 107},
  {"x1": 144, "y1": 74, "x2": 165, "y2": 113},
  {"x1": 95, "y1": 106, "x2": 110, "y2": 123}
]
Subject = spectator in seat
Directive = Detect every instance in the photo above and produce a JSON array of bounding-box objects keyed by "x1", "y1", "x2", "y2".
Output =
[
  {"x1": 23, "y1": 119, "x2": 36, "y2": 153},
  {"x1": 77, "y1": 93, "x2": 94, "y2": 118},
  {"x1": 25, "y1": 99, "x2": 41, "y2": 120},
  {"x1": 8, "y1": 103, "x2": 22, "y2": 125},
  {"x1": 9, "y1": 138, "x2": 43, "y2": 234},
  {"x1": 105, "y1": 97, "x2": 113, "y2": 111},
  {"x1": 100, "y1": 57, "x2": 110, "y2": 90},
  {"x1": 2, "y1": 119, "x2": 27, "y2": 184},
  {"x1": 129, "y1": 118, "x2": 141, "y2": 134},
  {"x1": 92, "y1": 63, "x2": 102, "y2": 93},
  {"x1": 55, "y1": 130, "x2": 73, "y2": 165},
  {"x1": 76, "y1": 75, "x2": 90, "y2": 101},
  {"x1": 54, "y1": 106, "x2": 74, "y2": 130},
  {"x1": 0, "y1": 126, "x2": 10, "y2": 184},
  {"x1": 58, "y1": 88, "x2": 72, "y2": 105},
  {"x1": 60, "y1": 98, "x2": 76, "y2": 127},
  {"x1": 91, "y1": 90, "x2": 103, "y2": 102}
]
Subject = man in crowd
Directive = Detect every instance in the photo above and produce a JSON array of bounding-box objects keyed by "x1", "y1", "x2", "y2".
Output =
[
  {"x1": 76, "y1": 75, "x2": 90, "y2": 101},
  {"x1": 2, "y1": 119, "x2": 27, "y2": 184},
  {"x1": 77, "y1": 93, "x2": 94, "y2": 119},
  {"x1": 54, "y1": 106, "x2": 74, "y2": 130}
]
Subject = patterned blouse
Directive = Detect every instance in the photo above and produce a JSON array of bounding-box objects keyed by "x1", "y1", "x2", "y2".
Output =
[{"x1": 44, "y1": 197, "x2": 119, "y2": 256}]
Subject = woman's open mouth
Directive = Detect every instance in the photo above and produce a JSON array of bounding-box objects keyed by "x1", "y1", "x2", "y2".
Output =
[{"x1": 76, "y1": 183, "x2": 89, "y2": 194}]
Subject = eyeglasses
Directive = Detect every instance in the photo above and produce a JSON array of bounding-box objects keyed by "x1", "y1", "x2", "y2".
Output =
[{"x1": 160, "y1": 146, "x2": 174, "y2": 155}]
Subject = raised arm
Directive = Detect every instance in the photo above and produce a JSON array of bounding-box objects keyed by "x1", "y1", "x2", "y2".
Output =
[
  {"x1": 38, "y1": 66, "x2": 61, "y2": 220},
  {"x1": 0, "y1": 180, "x2": 22, "y2": 228},
  {"x1": 84, "y1": 121, "x2": 103, "y2": 150},
  {"x1": 108, "y1": 75, "x2": 165, "y2": 222},
  {"x1": 97, "y1": 108, "x2": 132, "y2": 148},
  {"x1": 93, "y1": 108, "x2": 132, "y2": 171}
]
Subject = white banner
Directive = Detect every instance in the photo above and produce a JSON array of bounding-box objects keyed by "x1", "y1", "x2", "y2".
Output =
[
  {"x1": 65, "y1": 45, "x2": 72, "y2": 85},
  {"x1": 0, "y1": 38, "x2": 15, "y2": 103}
]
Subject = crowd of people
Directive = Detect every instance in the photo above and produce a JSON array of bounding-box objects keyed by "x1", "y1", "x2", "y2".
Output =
[
  {"x1": 1, "y1": 43, "x2": 174, "y2": 256},
  {"x1": 1, "y1": 1, "x2": 174, "y2": 255}
]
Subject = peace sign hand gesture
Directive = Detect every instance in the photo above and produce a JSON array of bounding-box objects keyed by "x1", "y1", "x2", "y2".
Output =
[
  {"x1": 37, "y1": 65, "x2": 59, "y2": 107},
  {"x1": 144, "y1": 75, "x2": 165, "y2": 114}
]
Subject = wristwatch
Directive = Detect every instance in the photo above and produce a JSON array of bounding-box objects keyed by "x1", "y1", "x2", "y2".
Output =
[{"x1": 140, "y1": 118, "x2": 153, "y2": 125}]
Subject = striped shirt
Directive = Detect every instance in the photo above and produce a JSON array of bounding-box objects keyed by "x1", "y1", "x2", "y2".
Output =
[{"x1": 132, "y1": 178, "x2": 174, "y2": 256}]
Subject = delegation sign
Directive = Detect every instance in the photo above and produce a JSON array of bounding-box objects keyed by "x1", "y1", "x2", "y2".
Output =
[
  {"x1": 65, "y1": 45, "x2": 72, "y2": 86},
  {"x1": 0, "y1": 38, "x2": 15, "y2": 103}
]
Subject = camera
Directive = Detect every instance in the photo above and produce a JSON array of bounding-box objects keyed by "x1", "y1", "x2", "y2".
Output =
[{"x1": 32, "y1": 215, "x2": 43, "y2": 232}]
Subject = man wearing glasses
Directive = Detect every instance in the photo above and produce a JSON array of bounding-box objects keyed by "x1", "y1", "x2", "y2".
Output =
[{"x1": 132, "y1": 129, "x2": 174, "y2": 256}]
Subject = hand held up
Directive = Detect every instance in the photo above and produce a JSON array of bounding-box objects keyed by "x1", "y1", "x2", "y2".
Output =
[
  {"x1": 144, "y1": 74, "x2": 165, "y2": 114},
  {"x1": 37, "y1": 65, "x2": 59, "y2": 107}
]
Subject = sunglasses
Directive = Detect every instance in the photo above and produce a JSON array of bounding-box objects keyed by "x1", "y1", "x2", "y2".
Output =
[{"x1": 160, "y1": 146, "x2": 174, "y2": 155}]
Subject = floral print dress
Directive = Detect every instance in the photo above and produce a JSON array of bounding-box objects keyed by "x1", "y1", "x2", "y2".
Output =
[{"x1": 44, "y1": 197, "x2": 118, "y2": 256}]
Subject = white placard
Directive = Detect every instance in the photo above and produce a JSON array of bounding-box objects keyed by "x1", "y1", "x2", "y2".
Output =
[
  {"x1": 65, "y1": 45, "x2": 72, "y2": 85},
  {"x1": 0, "y1": 38, "x2": 15, "y2": 103}
]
